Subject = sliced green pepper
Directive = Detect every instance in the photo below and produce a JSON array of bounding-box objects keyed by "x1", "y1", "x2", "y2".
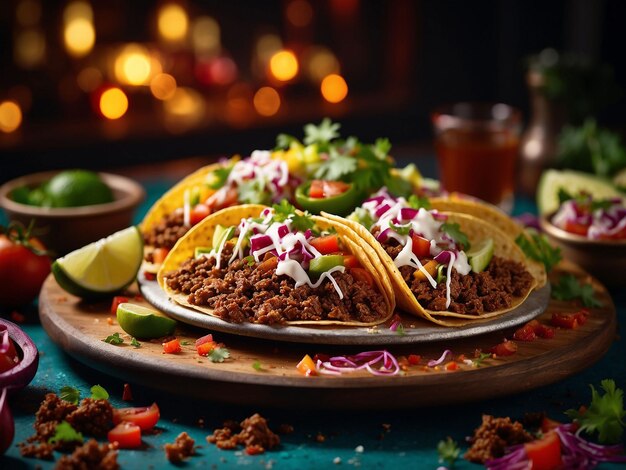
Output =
[
  {"x1": 308, "y1": 255, "x2": 344, "y2": 277},
  {"x1": 295, "y1": 181, "x2": 363, "y2": 216}
]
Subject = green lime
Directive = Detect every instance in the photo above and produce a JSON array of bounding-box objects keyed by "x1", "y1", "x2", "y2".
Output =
[
  {"x1": 52, "y1": 226, "x2": 143, "y2": 299},
  {"x1": 116, "y1": 303, "x2": 176, "y2": 339},
  {"x1": 27, "y1": 187, "x2": 53, "y2": 207},
  {"x1": 10, "y1": 186, "x2": 31, "y2": 205},
  {"x1": 45, "y1": 170, "x2": 114, "y2": 208},
  {"x1": 536, "y1": 169, "x2": 625, "y2": 215},
  {"x1": 467, "y1": 238, "x2": 494, "y2": 273}
]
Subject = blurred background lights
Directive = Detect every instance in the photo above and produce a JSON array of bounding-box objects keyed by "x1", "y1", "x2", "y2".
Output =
[
  {"x1": 269, "y1": 50, "x2": 298, "y2": 81},
  {"x1": 114, "y1": 45, "x2": 153, "y2": 86},
  {"x1": 321, "y1": 74, "x2": 348, "y2": 103},
  {"x1": 14, "y1": 29, "x2": 46, "y2": 69},
  {"x1": 16, "y1": 0, "x2": 42, "y2": 27},
  {"x1": 253, "y1": 87, "x2": 281, "y2": 116},
  {"x1": 304, "y1": 46, "x2": 340, "y2": 83},
  {"x1": 164, "y1": 87, "x2": 204, "y2": 119},
  {"x1": 256, "y1": 34, "x2": 282, "y2": 64},
  {"x1": 191, "y1": 16, "x2": 220, "y2": 56},
  {"x1": 63, "y1": 1, "x2": 93, "y2": 23},
  {"x1": 99, "y1": 87, "x2": 128, "y2": 119},
  {"x1": 158, "y1": 3, "x2": 189, "y2": 42},
  {"x1": 150, "y1": 73, "x2": 177, "y2": 100},
  {"x1": 77, "y1": 67, "x2": 103, "y2": 93},
  {"x1": 64, "y1": 19, "x2": 95, "y2": 58},
  {"x1": 0, "y1": 101, "x2": 23, "y2": 133},
  {"x1": 286, "y1": 0, "x2": 313, "y2": 27}
]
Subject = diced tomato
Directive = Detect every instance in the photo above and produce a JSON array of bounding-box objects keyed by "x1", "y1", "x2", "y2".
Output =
[
  {"x1": 575, "y1": 308, "x2": 589, "y2": 325},
  {"x1": 309, "y1": 180, "x2": 325, "y2": 198},
  {"x1": 257, "y1": 256, "x2": 278, "y2": 273},
  {"x1": 534, "y1": 323, "x2": 555, "y2": 339},
  {"x1": 152, "y1": 247, "x2": 169, "y2": 265},
  {"x1": 488, "y1": 340, "x2": 518, "y2": 357},
  {"x1": 308, "y1": 180, "x2": 350, "y2": 198},
  {"x1": 513, "y1": 322, "x2": 537, "y2": 342},
  {"x1": 444, "y1": 361, "x2": 459, "y2": 371},
  {"x1": 411, "y1": 234, "x2": 431, "y2": 258},
  {"x1": 245, "y1": 445, "x2": 264, "y2": 455},
  {"x1": 113, "y1": 403, "x2": 160, "y2": 430},
  {"x1": 309, "y1": 235, "x2": 340, "y2": 254},
  {"x1": 524, "y1": 431, "x2": 562, "y2": 470},
  {"x1": 108, "y1": 422, "x2": 142, "y2": 448},
  {"x1": 110, "y1": 296, "x2": 129, "y2": 316},
  {"x1": 413, "y1": 260, "x2": 438, "y2": 281},
  {"x1": 196, "y1": 341, "x2": 217, "y2": 356},
  {"x1": 408, "y1": 354, "x2": 421, "y2": 365},
  {"x1": 195, "y1": 333, "x2": 214, "y2": 347},
  {"x1": 122, "y1": 383, "x2": 133, "y2": 401},
  {"x1": 296, "y1": 354, "x2": 317, "y2": 376},
  {"x1": 144, "y1": 272, "x2": 156, "y2": 281},
  {"x1": 210, "y1": 187, "x2": 238, "y2": 211},
  {"x1": 563, "y1": 220, "x2": 589, "y2": 236},
  {"x1": 190, "y1": 203, "x2": 211, "y2": 226},
  {"x1": 540, "y1": 416, "x2": 561, "y2": 433},
  {"x1": 350, "y1": 267, "x2": 375, "y2": 287},
  {"x1": 342, "y1": 255, "x2": 361, "y2": 269},
  {"x1": 550, "y1": 310, "x2": 588, "y2": 330},
  {"x1": 162, "y1": 338, "x2": 181, "y2": 354}
]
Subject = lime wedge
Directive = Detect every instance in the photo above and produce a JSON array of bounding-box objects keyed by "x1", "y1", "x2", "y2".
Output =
[
  {"x1": 52, "y1": 226, "x2": 143, "y2": 299},
  {"x1": 116, "y1": 303, "x2": 176, "y2": 339},
  {"x1": 467, "y1": 238, "x2": 494, "y2": 273},
  {"x1": 537, "y1": 169, "x2": 625, "y2": 215}
]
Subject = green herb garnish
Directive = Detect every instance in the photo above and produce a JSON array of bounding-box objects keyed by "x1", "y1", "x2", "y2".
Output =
[
  {"x1": 396, "y1": 323, "x2": 406, "y2": 336},
  {"x1": 515, "y1": 229, "x2": 562, "y2": 273},
  {"x1": 437, "y1": 436, "x2": 460, "y2": 468},
  {"x1": 349, "y1": 207, "x2": 375, "y2": 231},
  {"x1": 565, "y1": 379, "x2": 625, "y2": 444},
  {"x1": 48, "y1": 421, "x2": 83, "y2": 445},
  {"x1": 102, "y1": 332, "x2": 124, "y2": 345},
  {"x1": 303, "y1": 118, "x2": 341, "y2": 150},
  {"x1": 552, "y1": 273, "x2": 602, "y2": 307},
  {"x1": 130, "y1": 337, "x2": 141, "y2": 348},
  {"x1": 180, "y1": 340, "x2": 191, "y2": 346},
  {"x1": 59, "y1": 386, "x2": 81, "y2": 405},
  {"x1": 440, "y1": 222, "x2": 470, "y2": 251},
  {"x1": 252, "y1": 360, "x2": 264, "y2": 372},
  {"x1": 472, "y1": 352, "x2": 492, "y2": 368},
  {"x1": 90, "y1": 384, "x2": 109, "y2": 401},
  {"x1": 207, "y1": 165, "x2": 233, "y2": 190},
  {"x1": 208, "y1": 347, "x2": 231, "y2": 363},
  {"x1": 407, "y1": 194, "x2": 431, "y2": 210},
  {"x1": 244, "y1": 255, "x2": 255, "y2": 266},
  {"x1": 389, "y1": 221, "x2": 412, "y2": 236}
]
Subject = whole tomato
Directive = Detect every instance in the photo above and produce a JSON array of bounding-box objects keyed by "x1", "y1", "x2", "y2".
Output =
[{"x1": 0, "y1": 222, "x2": 51, "y2": 308}]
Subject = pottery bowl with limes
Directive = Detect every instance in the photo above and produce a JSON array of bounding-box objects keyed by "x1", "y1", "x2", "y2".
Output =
[
  {"x1": 540, "y1": 214, "x2": 626, "y2": 289},
  {"x1": 0, "y1": 170, "x2": 145, "y2": 256}
]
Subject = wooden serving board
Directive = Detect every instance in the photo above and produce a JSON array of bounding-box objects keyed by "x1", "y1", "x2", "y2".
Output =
[{"x1": 39, "y1": 261, "x2": 617, "y2": 410}]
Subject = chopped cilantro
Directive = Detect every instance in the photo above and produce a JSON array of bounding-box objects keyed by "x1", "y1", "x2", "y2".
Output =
[
  {"x1": 437, "y1": 436, "x2": 460, "y2": 468},
  {"x1": 373, "y1": 137, "x2": 392, "y2": 160},
  {"x1": 552, "y1": 273, "x2": 602, "y2": 307},
  {"x1": 472, "y1": 352, "x2": 492, "y2": 368},
  {"x1": 407, "y1": 194, "x2": 431, "y2": 210},
  {"x1": 291, "y1": 212, "x2": 315, "y2": 232},
  {"x1": 565, "y1": 379, "x2": 625, "y2": 444},
  {"x1": 389, "y1": 221, "x2": 412, "y2": 236},
  {"x1": 90, "y1": 384, "x2": 109, "y2": 401},
  {"x1": 314, "y1": 152, "x2": 357, "y2": 181},
  {"x1": 272, "y1": 200, "x2": 298, "y2": 221},
  {"x1": 303, "y1": 118, "x2": 341, "y2": 149},
  {"x1": 252, "y1": 360, "x2": 264, "y2": 372},
  {"x1": 180, "y1": 340, "x2": 191, "y2": 346},
  {"x1": 102, "y1": 332, "x2": 124, "y2": 345},
  {"x1": 59, "y1": 386, "x2": 80, "y2": 405},
  {"x1": 396, "y1": 323, "x2": 406, "y2": 336},
  {"x1": 440, "y1": 222, "x2": 470, "y2": 250},
  {"x1": 384, "y1": 174, "x2": 413, "y2": 198},
  {"x1": 130, "y1": 337, "x2": 141, "y2": 348},
  {"x1": 49, "y1": 421, "x2": 83, "y2": 445},
  {"x1": 208, "y1": 347, "x2": 230, "y2": 363},
  {"x1": 515, "y1": 229, "x2": 562, "y2": 273},
  {"x1": 275, "y1": 133, "x2": 298, "y2": 150},
  {"x1": 207, "y1": 166, "x2": 233, "y2": 190},
  {"x1": 349, "y1": 207, "x2": 375, "y2": 231},
  {"x1": 244, "y1": 255, "x2": 256, "y2": 266},
  {"x1": 238, "y1": 180, "x2": 270, "y2": 205}
]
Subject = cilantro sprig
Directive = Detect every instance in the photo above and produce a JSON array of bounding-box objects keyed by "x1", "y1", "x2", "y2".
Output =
[
  {"x1": 49, "y1": 421, "x2": 83, "y2": 445},
  {"x1": 565, "y1": 379, "x2": 625, "y2": 444},
  {"x1": 103, "y1": 332, "x2": 124, "y2": 345},
  {"x1": 515, "y1": 229, "x2": 562, "y2": 273},
  {"x1": 551, "y1": 273, "x2": 602, "y2": 307},
  {"x1": 440, "y1": 222, "x2": 470, "y2": 251},
  {"x1": 59, "y1": 385, "x2": 110, "y2": 404},
  {"x1": 437, "y1": 437, "x2": 460, "y2": 468},
  {"x1": 271, "y1": 201, "x2": 315, "y2": 232},
  {"x1": 208, "y1": 347, "x2": 231, "y2": 363}
]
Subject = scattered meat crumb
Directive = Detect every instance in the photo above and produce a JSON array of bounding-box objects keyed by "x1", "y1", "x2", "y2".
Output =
[
  {"x1": 54, "y1": 439, "x2": 118, "y2": 470},
  {"x1": 315, "y1": 433, "x2": 326, "y2": 443},
  {"x1": 207, "y1": 413, "x2": 280, "y2": 454},
  {"x1": 19, "y1": 442, "x2": 54, "y2": 460},
  {"x1": 164, "y1": 432, "x2": 195, "y2": 463},
  {"x1": 464, "y1": 414, "x2": 533, "y2": 463}
]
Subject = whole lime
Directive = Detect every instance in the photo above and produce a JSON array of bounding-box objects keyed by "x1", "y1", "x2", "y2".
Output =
[{"x1": 45, "y1": 170, "x2": 114, "y2": 208}]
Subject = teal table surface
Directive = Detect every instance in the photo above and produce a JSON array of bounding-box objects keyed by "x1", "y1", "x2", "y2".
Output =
[{"x1": 1, "y1": 172, "x2": 625, "y2": 470}]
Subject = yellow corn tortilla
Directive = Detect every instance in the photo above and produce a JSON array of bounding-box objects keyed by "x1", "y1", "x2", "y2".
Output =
[
  {"x1": 157, "y1": 204, "x2": 395, "y2": 326},
  {"x1": 323, "y1": 211, "x2": 540, "y2": 327},
  {"x1": 429, "y1": 195, "x2": 547, "y2": 289}
]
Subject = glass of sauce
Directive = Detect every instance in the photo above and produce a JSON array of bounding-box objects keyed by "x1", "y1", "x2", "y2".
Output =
[{"x1": 431, "y1": 103, "x2": 522, "y2": 213}]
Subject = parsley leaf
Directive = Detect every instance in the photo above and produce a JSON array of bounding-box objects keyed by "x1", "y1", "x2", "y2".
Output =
[
  {"x1": 130, "y1": 337, "x2": 141, "y2": 348},
  {"x1": 252, "y1": 360, "x2": 264, "y2": 372},
  {"x1": 407, "y1": 194, "x2": 431, "y2": 210},
  {"x1": 440, "y1": 223, "x2": 470, "y2": 251},
  {"x1": 103, "y1": 332, "x2": 124, "y2": 345},
  {"x1": 314, "y1": 152, "x2": 357, "y2": 181},
  {"x1": 515, "y1": 229, "x2": 562, "y2": 273},
  {"x1": 207, "y1": 166, "x2": 233, "y2": 190},
  {"x1": 303, "y1": 118, "x2": 341, "y2": 148},
  {"x1": 565, "y1": 379, "x2": 625, "y2": 444},
  {"x1": 437, "y1": 436, "x2": 460, "y2": 468},
  {"x1": 389, "y1": 221, "x2": 412, "y2": 236},
  {"x1": 272, "y1": 200, "x2": 298, "y2": 222},
  {"x1": 472, "y1": 352, "x2": 492, "y2": 368},
  {"x1": 49, "y1": 421, "x2": 83, "y2": 445},
  {"x1": 90, "y1": 384, "x2": 109, "y2": 401},
  {"x1": 59, "y1": 386, "x2": 80, "y2": 405},
  {"x1": 552, "y1": 273, "x2": 602, "y2": 307},
  {"x1": 208, "y1": 347, "x2": 230, "y2": 363},
  {"x1": 291, "y1": 212, "x2": 315, "y2": 232}
]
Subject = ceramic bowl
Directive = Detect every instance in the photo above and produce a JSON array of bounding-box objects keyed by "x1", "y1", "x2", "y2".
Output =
[
  {"x1": 0, "y1": 171, "x2": 145, "y2": 256},
  {"x1": 540, "y1": 213, "x2": 626, "y2": 289}
]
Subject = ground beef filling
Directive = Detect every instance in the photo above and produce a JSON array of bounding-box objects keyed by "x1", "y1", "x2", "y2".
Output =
[
  {"x1": 165, "y1": 244, "x2": 387, "y2": 324},
  {"x1": 143, "y1": 210, "x2": 189, "y2": 261},
  {"x1": 164, "y1": 432, "x2": 195, "y2": 463},
  {"x1": 465, "y1": 415, "x2": 533, "y2": 463},
  {"x1": 382, "y1": 241, "x2": 533, "y2": 315},
  {"x1": 55, "y1": 439, "x2": 119, "y2": 470},
  {"x1": 207, "y1": 413, "x2": 280, "y2": 454}
]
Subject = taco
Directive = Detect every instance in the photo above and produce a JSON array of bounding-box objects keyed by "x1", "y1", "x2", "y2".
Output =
[
  {"x1": 157, "y1": 204, "x2": 395, "y2": 326},
  {"x1": 324, "y1": 190, "x2": 545, "y2": 327},
  {"x1": 141, "y1": 150, "x2": 300, "y2": 273},
  {"x1": 429, "y1": 194, "x2": 547, "y2": 288}
]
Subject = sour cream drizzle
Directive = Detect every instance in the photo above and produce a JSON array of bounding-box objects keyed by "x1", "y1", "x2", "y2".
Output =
[{"x1": 207, "y1": 208, "x2": 346, "y2": 298}]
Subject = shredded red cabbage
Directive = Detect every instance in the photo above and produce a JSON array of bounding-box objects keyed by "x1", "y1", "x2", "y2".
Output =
[
  {"x1": 434, "y1": 250, "x2": 453, "y2": 264},
  {"x1": 389, "y1": 320, "x2": 400, "y2": 332},
  {"x1": 427, "y1": 349, "x2": 452, "y2": 367},
  {"x1": 0, "y1": 328, "x2": 9, "y2": 355},
  {"x1": 315, "y1": 350, "x2": 400, "y2": 376},
  {"x1": 400, "y1": 207, "x2": 420, "y2": 221}
]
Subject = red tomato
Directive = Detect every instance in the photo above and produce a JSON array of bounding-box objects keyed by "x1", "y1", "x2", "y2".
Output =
[
  {"x1": 308, "y1": 180, "x2": 350, "y2": 198},
  {"x1": 152, "y1": 248, "x2": 169, "y2": 265},
  {"x1": 550, "y1": 310, "x2": 588, "y2": 330},
  {"x1": 0, "y1": 234, "x2": 51, "y2": 308},
  {"x1": 190, "y1": 204, "x2": 211, "y2": 226},
  {"x1": 408, "y1": 354, "x2": 421, "y2": 365},
  {"x1": 195, "y1": 333, "x2": 214, "y2": 346},
  {"x1": 112, "y1": 403, "x2": 160, "y2": 430},
  {"x1": 296, "y1": 354, "x2": 317, "y2": 376},
  {"x1": 110, "y1": 296, "x2": 129, "y2": 315},
  {"x1": 108, "y1": 422, "x2": 142, "y2": 448},
  {"x1": 350, "y1": 267, "x2": 375, "y2": 288},
  {"x1": 563, "y1": 220, "x2": 589, "y2": 236},
  {"x1": 444, "y1": 361, "x2": 459, "y2": 371},
  {"x1": 0, "y1": 334, "x2": 19, "y2": 373},
  {"x1": 534, "y1": 323, "x2": 555, "y2": 339},
  {"x1": 309, "y1": 180, "x2": 325, "y2": 198},
  {"x1": 309, "y1": 235, "x2": 340, "y2": 254},
  {"x1": 513, "y1": 323, "x2": 537, "y2": 342},
  {"x1": 162, "y1": 338, "x2": 181, "y2": 354},
  {"x1": 209, "y1": 187, "x2": 238, "y2": 211},
  {"x1": 411, "y1": 234, "x2": 431, "y2": 258},
  {"x1": 488, "y1": 340, "x2": 518, "y2": 356},
  {"x1": 196, "y1": 341, "x2": 217, "y2": 356},
  {"x1": 342, "y1": 255, "x2": 361, "y2": 269},
  {"x1": 540, "y1": 417, "x2": 561, "y2": 433},
  {"x1": 524, "y1": 431, "x2": 562, "y2": 470}
]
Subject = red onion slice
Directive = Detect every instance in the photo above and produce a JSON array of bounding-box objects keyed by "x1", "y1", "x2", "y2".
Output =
[{"x1": 0, "y1": 319, "x2": 39, "y2": 396}]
